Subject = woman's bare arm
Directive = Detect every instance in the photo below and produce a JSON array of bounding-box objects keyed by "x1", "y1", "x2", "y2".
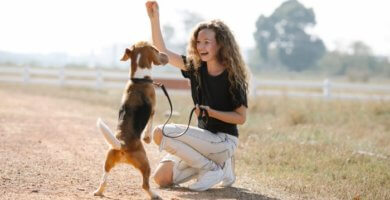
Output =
[
  {"x1": 145, "y1": 1, "x2": 186, "y2": 71},
  {"x1": 198, "y1": 105, "x2": 247, "y2": 125}
]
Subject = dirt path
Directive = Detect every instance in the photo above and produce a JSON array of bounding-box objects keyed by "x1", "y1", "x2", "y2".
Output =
[{"x1": 0, "y1": 85, "x2": 288, "y2": 200}]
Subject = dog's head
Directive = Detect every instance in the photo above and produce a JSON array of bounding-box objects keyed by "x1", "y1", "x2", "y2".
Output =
[{"x1": 120, "y1": 41, "x2": 168, "y2": 78}]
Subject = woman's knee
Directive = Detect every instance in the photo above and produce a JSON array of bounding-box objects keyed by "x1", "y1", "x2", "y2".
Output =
[
  {"x1": 153, "y1": 162, "x2": 174, "y2": 187},
  {"x1": 152, "y1": 125, "x2": 163, "y2": 145}
]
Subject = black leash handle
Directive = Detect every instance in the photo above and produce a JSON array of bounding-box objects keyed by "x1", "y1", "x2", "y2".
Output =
[
  {"x1": 199, "y1": 107, "x2": 209, "y2": 124},
  {"x1": 154, "y1": 82, "x2": 200, "y2": 138}
]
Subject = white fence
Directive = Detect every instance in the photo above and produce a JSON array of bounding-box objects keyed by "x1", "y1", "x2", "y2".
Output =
[
  {"x1": 1, "y1": 66, "x2": 390, "y2": 101},
  {"x1": 251, "y1": 79, "x2": 390, "y2": 101},
  {"x1": 0, "y1": 66, "x2": 182, "y2": 89}
]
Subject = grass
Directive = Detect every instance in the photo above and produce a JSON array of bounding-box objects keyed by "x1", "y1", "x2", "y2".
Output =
[
  {"x1": 1, "y1": 83, "x2": 389, "y2": 199},
  {"x1": 238, "y1": 96, "x2": 390, "y2": 199}
]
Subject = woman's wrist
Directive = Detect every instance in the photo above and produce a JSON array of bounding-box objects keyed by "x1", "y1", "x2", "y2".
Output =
[
  {"x1": 149, "y1": 17, "x2": 160, "y2": 26},
  {"x1": 149, "y1": 15, "x2": 159, "y2": 21},
  {"x1": 208, "y1": 108, "x2": 215, "y2": 118}
]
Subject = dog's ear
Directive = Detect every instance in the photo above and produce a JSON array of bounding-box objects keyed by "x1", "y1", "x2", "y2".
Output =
[
  {"x1": 150, "y1": 47, "x2": 169, "y2": 65},
  {"x1": 120, "y1": 48, "x2": 132, "y2": 61}
]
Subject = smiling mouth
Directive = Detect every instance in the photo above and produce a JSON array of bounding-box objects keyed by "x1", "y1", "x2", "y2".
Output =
[{"x1": 200, "y1": 52, "x2": 209, "y2": 56}]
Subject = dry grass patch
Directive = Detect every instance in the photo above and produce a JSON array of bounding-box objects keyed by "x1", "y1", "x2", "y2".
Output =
[{"x1": 238, "y1": 97, "x2": 390, "y2": 199}]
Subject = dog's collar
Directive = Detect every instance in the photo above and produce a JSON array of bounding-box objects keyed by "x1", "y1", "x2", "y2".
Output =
[{"x1": 130, "y1": 77, "x2": 153, "y2": 84}]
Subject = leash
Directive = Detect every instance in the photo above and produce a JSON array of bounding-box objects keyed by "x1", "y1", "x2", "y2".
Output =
[
  {"x1": 130, "y1": 78, "x2": 208, "y2": 138},
  {"x1": 153, "y1": 82, "x2": 208, "y2": 138}
]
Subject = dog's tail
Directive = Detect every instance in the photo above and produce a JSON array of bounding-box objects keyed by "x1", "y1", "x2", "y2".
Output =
[{"x1": 96, "y1": 118, "x2": 121, "y2": 150}]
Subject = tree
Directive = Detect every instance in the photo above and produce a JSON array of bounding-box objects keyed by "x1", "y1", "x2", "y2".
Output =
[
  {"x1": 253, "y1": 0, "x2": 325, "y2": 71},
  {"x1": 316, "y1": 41, "x2": 390, "y2": 80},
  {"x1": 350, "y1": 41, "x2": 372, "y2": 56}
]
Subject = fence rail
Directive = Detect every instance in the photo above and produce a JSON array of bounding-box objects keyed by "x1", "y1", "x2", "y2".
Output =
[{"x1": 1, "y1": 66, "x2": 389, "y2": 101}]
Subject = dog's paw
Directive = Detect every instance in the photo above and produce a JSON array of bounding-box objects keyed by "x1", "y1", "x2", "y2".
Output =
[
  {"x1": 143, "y1": 136, "x2": 151, "y2": 144},
  {"x1": 93, "y1": 190, "x2": 104, "y2": 197},
  {"x1": 151, "y1": 195, "x2": 162, "y2": 200},
  {"x1": 149, "y1": 190, "x2": 162, "y2": 200}
]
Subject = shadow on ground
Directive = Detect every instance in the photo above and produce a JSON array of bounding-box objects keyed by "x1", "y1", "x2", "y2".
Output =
[{"x1": 164, "y1": 186, "x2": 280, "y2": 200}]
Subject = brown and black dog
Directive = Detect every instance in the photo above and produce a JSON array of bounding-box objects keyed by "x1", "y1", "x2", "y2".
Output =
[{"x1": 94, "y1": 41, "x2": 168, "y2": 199}]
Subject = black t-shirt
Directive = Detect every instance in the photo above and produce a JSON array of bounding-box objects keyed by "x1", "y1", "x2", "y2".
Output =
[{"x1": 181, "y1": 56, "x2": 247, "y2": 137}]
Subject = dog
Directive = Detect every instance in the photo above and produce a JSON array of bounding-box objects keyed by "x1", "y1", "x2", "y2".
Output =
[{"x1": 94, "y1": 41, "x2": 168, "y2": 199}]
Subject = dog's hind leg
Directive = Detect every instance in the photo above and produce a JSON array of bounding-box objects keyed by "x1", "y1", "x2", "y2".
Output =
[
  {"x1": 128, "y1": 148, "x2": 161, "y2": 200},
  {"x1": 94, "y1": 149, "x2": 118, "y2": 196}
]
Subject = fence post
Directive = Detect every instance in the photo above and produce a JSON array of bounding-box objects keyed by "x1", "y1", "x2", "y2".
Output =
[
  {"x1": 23, "y1": 65, "x2": 30, "y2": 84},
  {"x1": 96, "y1": 68, "x2": 103, "y2": 89},
  {"x1": 323, "y1": 78, "x2": 331, "y2": 99},
  {"x1": 59, "y1": 66, "x2": 65, "y2": 86}
]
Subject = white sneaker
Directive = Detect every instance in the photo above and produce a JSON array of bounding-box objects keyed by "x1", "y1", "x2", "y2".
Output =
[
  {"x1": 220, "y1": 156, "x2": 235, "y2": 187},
  {"x1": 188, "y1": 166, "x2": 223, "y2": 191}
]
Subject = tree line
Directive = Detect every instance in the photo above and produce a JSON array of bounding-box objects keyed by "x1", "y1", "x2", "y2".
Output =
[
  {"x1": 163, "y1": 0, "x2": 390, "y2": 81},
  {"x1": 248, "y1": 0, "x2": 390, "y2": 81}
]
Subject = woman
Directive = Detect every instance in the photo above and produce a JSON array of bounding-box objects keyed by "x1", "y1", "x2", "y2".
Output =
[{"x1": 145, "y1": 1, "x2": 249, "y2": 191}]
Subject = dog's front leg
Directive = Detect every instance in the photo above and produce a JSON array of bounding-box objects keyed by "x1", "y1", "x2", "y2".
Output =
[{"x1": 143, "y1": 112, "x2": 154, "y2": 144}]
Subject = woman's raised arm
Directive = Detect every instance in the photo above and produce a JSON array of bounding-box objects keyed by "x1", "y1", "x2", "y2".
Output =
[{"x1": 145, "y1": 1, "x2": 187, "y2": 71}]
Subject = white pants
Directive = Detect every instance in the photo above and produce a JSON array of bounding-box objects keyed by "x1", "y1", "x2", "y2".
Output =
[{"x1": 156, "y1": 124, "x2": 238, "y2": 184}]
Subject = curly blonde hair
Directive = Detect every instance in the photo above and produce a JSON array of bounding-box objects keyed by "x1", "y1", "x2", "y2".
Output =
[{"x1": 186, "y1": 19, "x2": 250, "y2": 96}]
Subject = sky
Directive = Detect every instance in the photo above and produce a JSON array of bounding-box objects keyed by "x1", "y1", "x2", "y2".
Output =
[{"x1": 0, "y1": 0, "x2": 389, "y2": 57}]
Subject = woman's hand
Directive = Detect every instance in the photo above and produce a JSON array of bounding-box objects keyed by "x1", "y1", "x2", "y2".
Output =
[
  {"x1": 199, "y1": 105, "x2": 211, "y2": 113},
  {"x1": 194, "y1": 104, "x2": 201, "y2": 117},
  {"x1": 195, "y1": 104, "x2": 211, "y2": 117},
  {"x1": 145, "y1": 1, "x2": 159, "y2": 20}
]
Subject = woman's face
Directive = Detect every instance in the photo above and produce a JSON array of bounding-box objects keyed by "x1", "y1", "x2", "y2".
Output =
[{"x1": 196, "y1": 28, "x2": 219, "y2": 62}]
